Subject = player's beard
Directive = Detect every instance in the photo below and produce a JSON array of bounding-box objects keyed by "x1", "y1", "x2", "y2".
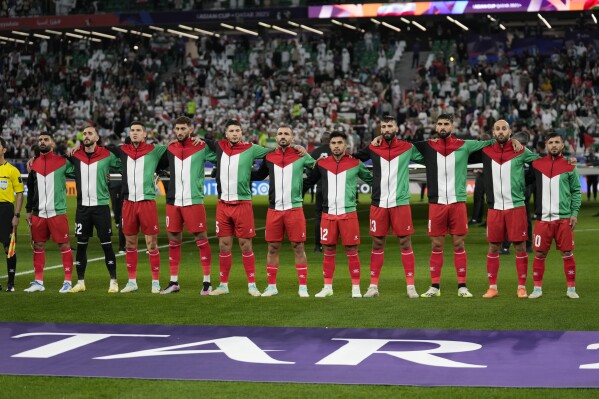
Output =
[
  {"x1": 39, "y1": 145, "x2": 51, "y2": 154},
  {"x1": 496, "y1": 135, "x2": 509, "y2": 144},
  {"x1": 84, "y1": 140, "x2": 95, "y2": 148},
  {"x1": 549, "y1": 148, "x2": 562, "y2": 157},
  {"x1": 382, "y1": 132, "x2": 395, "y2": 142},
  {"x1": 177, "y1": 134, "x2": 189, "y2": 142},
  {"x1": 437, "y1": 130, "x2": 450, "y2": 139}
]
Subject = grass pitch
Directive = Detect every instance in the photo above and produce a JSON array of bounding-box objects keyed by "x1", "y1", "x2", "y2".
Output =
[{"x1": 1, "y1": 195, "x2": 599, "y2": 398}]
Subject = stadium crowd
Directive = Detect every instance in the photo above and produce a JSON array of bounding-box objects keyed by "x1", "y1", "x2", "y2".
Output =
[{"x1": 0, "y1": 23, "x2": 598, "y2": 169}]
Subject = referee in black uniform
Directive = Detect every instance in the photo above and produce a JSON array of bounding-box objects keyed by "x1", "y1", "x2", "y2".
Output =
[{"x1": 0, "y1": 138, "x2": 24, "y2": 292}]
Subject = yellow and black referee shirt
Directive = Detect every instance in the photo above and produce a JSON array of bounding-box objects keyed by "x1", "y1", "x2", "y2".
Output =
[{"x1": 0, "y1": 162, "x2": 24, "y2": 203}]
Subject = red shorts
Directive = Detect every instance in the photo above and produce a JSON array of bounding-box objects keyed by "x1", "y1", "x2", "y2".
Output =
[
  {"x1": 369, "y1": 205, "x2": 414, "y2": 237},
  {"x1": 265, "y1": 208, "x2": 306, "y2": 242},
  {"x1": 320, "y1": 212, "x2": 361, "y2": 246},
  {"x1": 216, "y1": 201, "x2": 255, "y2": 238},
  {"x1": 533, "y1": 219, "x2": 575, "y2": 252},
  {"x1": 166, "y1": 204, "x2": 208, "y2": 233},
  {"x1": 122, "y1": 200, "x2": 160, "y2": 236},
  {"x1": 31, "y1": 214, "x2": 70, "y2": 244},
  {"x1": 428, "y1": 202, "x2": 468, "y2": 236},
  {"x1": 486, "y1": 207, "x2": 528, "y2": 243}
]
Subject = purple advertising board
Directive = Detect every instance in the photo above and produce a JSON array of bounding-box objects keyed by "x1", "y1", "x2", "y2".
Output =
[{"x1": 2, "y1": 322, "x2": 599, "y2": 387}]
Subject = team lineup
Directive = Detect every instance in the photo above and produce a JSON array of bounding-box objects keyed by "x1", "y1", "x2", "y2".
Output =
[{"x1": 0, "y1": 114, "x2": 582, "y2": 299}]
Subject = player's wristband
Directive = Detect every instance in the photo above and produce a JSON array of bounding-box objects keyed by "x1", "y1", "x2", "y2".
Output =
[{"x1": 14, "y1": 213, "x2": 20, "y2": 218}]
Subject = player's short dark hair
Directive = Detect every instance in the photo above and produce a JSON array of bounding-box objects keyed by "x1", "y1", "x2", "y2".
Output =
[
  {"x1": 437, "y1": 114, "x2": 454, "y2": 123},
  {"x1": 277, "y1": 124, "x2": 292, "y2": 131},
  {"x1": 329, "y1": 131, "x2": 348, "y2": 142},
  {"x1": 130, "y1": 121, "x2": 145, "y2": 129},
  {"x1": 224, "y1": 119, "x2": 241, "y2": 130},
  {"x1": 39, "y1": 131, "x2": 53, "y2": 140},
  {"x1": 83, "y1": 125, "x2": 98, "y2": 133},
  {"x1": 544, "y1": 132, "x2": 563, "y2": 143},
  {"x1": 0, "y1": 138, "x2": 6, "y2": 148},
  {"x1": 381, "y1": 115, "x2": 396, "y2": 124},
  {"x1": 174, "y1": 116, "x2": 192, "y2": 126}
]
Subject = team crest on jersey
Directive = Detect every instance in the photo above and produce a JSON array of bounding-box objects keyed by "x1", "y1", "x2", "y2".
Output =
[
  {"x1": 154, "y1": 225, "x2": 158, "y2": 231},
  {"x1": 0, "y1": 179, "x2": 8, "y2": 190},
  {"x1": 354, "y1": 235, "x2": 358, "y2": 240}
]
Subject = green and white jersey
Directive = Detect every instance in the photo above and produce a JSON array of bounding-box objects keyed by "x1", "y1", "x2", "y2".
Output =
[
  {"x1": 68, "y1": 146, "x2": 122, "y2": 207},
  {"x1": 481, "y1": 143, "x2": 539, "y2": 210},
  {"x1": 251, "y1": 147, "x2": 316, "y2": 210},
  {"x1": 26, "y1": 151, "x2": 75, "y2": 218},
  {"x1": 532, "y1": 154, "x2": 581, "y2": 221},
  {"x1": 304, "y1": 154, "x2": 373, "y2": 215},
  {"x1": 119, "y1": 142, "x2": 168, "y2": 202},
  {"x1": 166, "y1": 139, "x2": 217, "y2": 206},
  {"x1": 211, "y1": 139, "x2": 272, "y2": 202},
  {"x1": 414, "y1": 135, "x2": 495, "y2": 204}
]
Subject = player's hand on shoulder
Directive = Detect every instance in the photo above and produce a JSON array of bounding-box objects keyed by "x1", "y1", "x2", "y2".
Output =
[
  {"x1": 371, "y1": 136, "x2": 382, "y2": 147},
  {"x1": 191, "y1": 136, "x2": 204, "y2": 146},
  {"x1": 567, "y1": 157, "x2": 577, "y2": 165},
  {"x1": 293, "y1": 145, "x2": 307, "y2": 156},
  {"x1": 66, "y1": 146, "x2": 79, "y2": 157},
  {"x1": 510, "y1": 138, "x2": 523, "y2": 152}
]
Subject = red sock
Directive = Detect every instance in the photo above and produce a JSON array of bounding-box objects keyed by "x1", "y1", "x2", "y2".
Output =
[
  {"x1": 126, "y1": 248, "x2": 138, "y2": 279},
  {"x1": 401, "y1": 249, "x2": 416, "y2": 285},
  {"x1": 347, "y1": 250, "x2": 361, "y2": 285},
  {"x1": 196, "y1": 239, "x2": 212, "y2": 277},
  {"x1": 242, "y1": 251, "x2": 256, "y2": 283},
  {"x1": 430, "y1": 250, "x2": 443, "y2": 284},
  {"x1": 61, "y1": 248, "x2": 73, "y2": 281},
  {"x1": 515, "y1": 252, "x2": 528, "y2": 286},
  {"x1": 563, "y1": 254, "x2": 576, "y2": 288},
  {"x1": 454, "y1": 250, "x2": 467, "y2": 284},
  {"x1": 486, "y1": 253, "x2": 500, "y2": 285},
  {"x1": 33, "y1": 249, "x2": 45, "y2": 281},
  {"x1": 323, "y1": 249, "x2": 336, "y2": 284},
  {"x1": 532, "y1": 256, "x2": 545, "y2": 287},
  {"x1": 169, "y1": 241, "x2": 182, "y2": 278},
  {"x1": 267, "y1": 264, "x2": 278, "y2": 285},
  {"x1": 296, "y1": 263, "x2": 307, "y2": 285},
  {"x1": 369, "y1": 249, "x2": 384, "y2": 285},
  {"x1": 148, "y1": 249, "x2": 160, "y2": 280},
  {"x1": 219, "y1": 251, "x2": 232, "y2": 283}
]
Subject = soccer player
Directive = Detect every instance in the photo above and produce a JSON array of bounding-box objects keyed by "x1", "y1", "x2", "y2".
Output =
[
  {"x1": 304, "y1": 131, "x2": 373, "y2": 298},
  {"x1": 529, "y1": 133, "x2": 581, "y2": 299},
  {"x1": 118, "y1": 121, "x2": 169, "y2": 294},
  {"x1": 251, "y1": 125, "x2": 316, "y2": 297},
  {"x1": 412, "y1": 114, "x2": 522, "y2": 298},
  {"x1": 207, "y1": 120, "x2": 305, "y2": 296},
  {"x1": 478, "y1": 120, "x2": 541, "y2": 298},
  {"x1": 24, "y1": 132, "x2": 75, "y2": 293},
  {"x1": 352, "y1": 116, "x2": 423, "y2": 298},
  {"x1": 0, "y1": 138, "x2": 24, "y2": 292},
  {"x1": 67, "y1": 126, "x2": 121, "y2": 294},
  {"x1": 161, "y1": 116, "x2": 217, "y2": 295}
]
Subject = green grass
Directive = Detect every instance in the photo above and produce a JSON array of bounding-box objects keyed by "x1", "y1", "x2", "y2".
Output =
[{"x1": 2, "y1": 195, "x2": 599, "y2": 397}]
